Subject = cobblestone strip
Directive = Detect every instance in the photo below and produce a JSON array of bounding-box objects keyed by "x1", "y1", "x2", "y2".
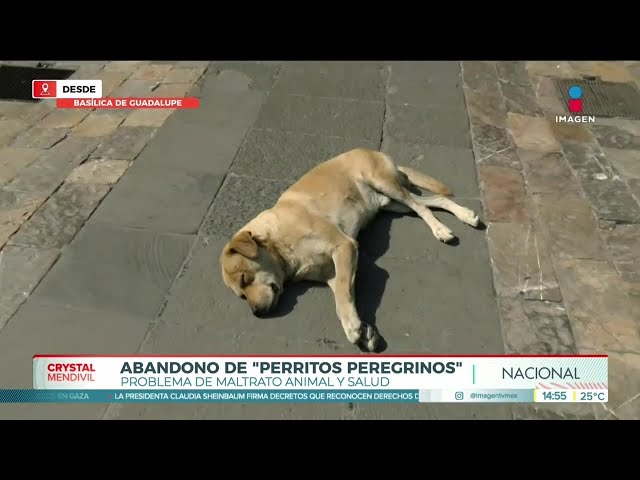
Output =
[
  {"x1": 0, "y1": 61, "x2": 209, "y2": 330},
  {"x1": 461, "y1": 61, "x2": 574, "y2": 358},
  {"x1": 463, "y1": 60, "x2": 640, "y2": 419}
]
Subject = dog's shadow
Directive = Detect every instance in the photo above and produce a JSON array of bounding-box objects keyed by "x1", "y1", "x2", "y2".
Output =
[{"x1": 265, "y1": 208, "x2": 486, "y2": 353}]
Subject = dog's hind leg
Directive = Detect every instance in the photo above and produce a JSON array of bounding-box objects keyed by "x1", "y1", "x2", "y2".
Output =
[
  {"x1": 414, "y1": 194, "x2": 480, "y2": 227},
  {"x1": 366, "y1": 173, "x2": 456, "y2": 243},
  {"x1": 327, "y1": 235, "x2": 379, "y2": 352}
]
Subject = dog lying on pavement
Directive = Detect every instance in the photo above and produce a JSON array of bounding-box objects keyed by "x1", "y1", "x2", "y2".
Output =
[{"x1": 220, "y1": 148, "x2": 481, "y2": 352}]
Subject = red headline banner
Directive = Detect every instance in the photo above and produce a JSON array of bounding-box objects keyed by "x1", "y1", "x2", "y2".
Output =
[{"x1": 56, "y1": 97, "x2": 200, "y2": 109}]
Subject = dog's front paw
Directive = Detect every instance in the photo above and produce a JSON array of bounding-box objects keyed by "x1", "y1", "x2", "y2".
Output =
[
  {"x1": 433, "y1": 224, "x2": 455, "y2": 243},
  {"x1": 346, "y1": 323, "x2": 379, "y2": 352}
]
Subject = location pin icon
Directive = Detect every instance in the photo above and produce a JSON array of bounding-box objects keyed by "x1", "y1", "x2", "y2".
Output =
[{"x1": 41, "y1": 83, "x2": 49, "y2": 94}]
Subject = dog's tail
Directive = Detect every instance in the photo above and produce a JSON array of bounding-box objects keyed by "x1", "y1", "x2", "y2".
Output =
[{"x1": 397, "y1": 166, "x2": 453, "y2": 197}]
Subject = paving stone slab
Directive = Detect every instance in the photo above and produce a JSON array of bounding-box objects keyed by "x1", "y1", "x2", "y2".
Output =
[
  {"x1": 0, "y1": 100, "x2": 51, "y2": 124},
  {"x1": 600, "y1": 224, "x2": 640, "y2": 282},
  {"x1": 0, "y1": 302, "x2": 150, "y2": 419},
  {"x1": 89, "y1": 162, "x2": 224, "y2": 235},
  {"x1": 570, "y1": 61, "x2": 635, "y2": 83},
  {"x1": 604, "y1": 148, "x2": 640, "y2": 180},
  {"x1": 389, "y1": 61, "x2": 462, "y2": 82},
  {"x1": 93, "y1": 70, "x2": 130, "y2": 96},
  {"x1": 71, "y1": 112, "x2": 125, "y2": 137},
  {"x1": 255, "y1": 94, "x2": 384, "y2": 140},
  {"x1": 604, "y1": 351, "x2": 640, "y2": 419},
  {"x1": 351, "y1": 254, "x2": 503, "y2": 354},
  {"x1": 39, "y1": 109, "x2": 89, "y2": 129},
  {"x1": 231, "y1": 128, "x2": 379, "y2": 181},
  {"x1": 384, "y1": 103, "x2": 471, "y2": 148},
  {"x1": 4, "y1": 137, "x2": 98, "y2": 196},
  {"x1": 529, "y1": 75, "x2": 567, "y2": 115},
  {"x1": 507, "y1": 113, "x2": 561, "y2": 153},
  {"x1": 547, "y1": 117, "x2": 595, "y2": 143},
  {"x1": 208, "y1": 62, "x2": 280, "y2": 92},
  {"x1": 130, "y1": 73, "x2": 265, "y2": 174},
  {"x1": 0, "y1": 189, "x2": 46, "y2": 248},
  {"x1": 272, "y1": 62, "x2": 386, "y2": 101},
  {"x1": 461, "y1": 61, "x2": 499, "y2": 93},
  {"x1": 553, "y1": 259, "x2": 640, "y2": 353},
  {"x1": 498, "y1": 297, "x2": 576, "y2": 354},
  {"x1": 469, "y1": 123, "x2": 521, "y2": 169},
  {"x1": 487, "y1": 222, "x2": 561, "y2": 301},
  {"x1": 381, "y1": 138, "x2": 480, "y2": 198},
  {"x1": 478, "y1": 166, "x2": 530, "y2": 223},
  {"x1": 388, "y1": 62, "x2": 464, "y2": 108},
  {"x1": 30, "y1": 223, "x2": 195, "y2": 318},
  {"x1": 0, "y1": 147, "x2": 43, "y2": 187},
  {"x1": 131, "y1": 64, "x2": 173, "y2": 81},
  {"x1": 66, "y1": 159, "x2": 130, "y2": 185},
  {"x1": 495, "y1": 61, "x2": 531, "y2": 86},
  {"x1": 0, "y1": 245, "x2": 59, "y2": 329},
  {"x1": 8, "y1": 182, "x2": 110, "y2": 249},
  {"x1": 201, "y1": 175, "x2": 294, "y2": 238},
  {"x1": 561, "y1": 140, "x2": 616, "y2": 180},
  {"x1": 0, "y1": 118, "x2": 29, "y2": 146},
  {"x1": 110, "y1": 78, "x2": 158, "y2": 97},
  {"x1": 518, "y1": 149, "x2": 581, "y2": 193},
  {"x1": 90, "y1": 126, "x2": 157, "y2": 161},
  {"x1": 532, "y1": 191, "x2": 606, "y2": 261},
  {"x1": 591, "y1": 123, "x2": 640, "y2": 150},
  {"x1": 11, "y1": 127, "x2": 68, "y2": 149},
  {"x1": 525, "y1": 61, "x2": 580, "y2": 79},
  {"x1": 580, "y1": 176, "x2": 640, "y2": 223},
  {"x1": 162, "y1": 66, "x2": 207, "y2": 85},
  {"x1": 499, "y1": 82, "x2": 543, "y2": 117},
  {"x1": 462, "y1": 87, "x2": 507, "y2": 128}
]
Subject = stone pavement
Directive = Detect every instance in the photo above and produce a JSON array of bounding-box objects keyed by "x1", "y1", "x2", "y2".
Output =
[{"x1": 0, "y1": 61, "x2": 637, "y2": 420}]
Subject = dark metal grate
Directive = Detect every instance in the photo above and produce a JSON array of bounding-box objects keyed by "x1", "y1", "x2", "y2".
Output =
[
  {"x1": 554, "y1": 78, "x2": 640, "y2": 119},
  {"x1": 0, "y1": 64, "x2": 75, "y2": 103}
]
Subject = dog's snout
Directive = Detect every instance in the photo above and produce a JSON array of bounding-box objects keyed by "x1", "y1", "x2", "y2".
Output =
[{"x1": 252, "y1": 305, "x2": 267, "y2": 317}]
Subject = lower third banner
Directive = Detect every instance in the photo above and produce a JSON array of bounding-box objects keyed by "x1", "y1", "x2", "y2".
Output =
[{"x1": 2, "y1": 354, "x2": 611, "y2": 404}]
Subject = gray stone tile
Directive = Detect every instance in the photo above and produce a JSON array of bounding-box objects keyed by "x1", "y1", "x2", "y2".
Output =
[
  {"x1": 4, "y1": 137, "x2": 98, "y2": 196},
  {"x1": 0, "y1": 189, "x2": 47, "y2": 248},
  {"x1": 600, "y1": 224, "x2": 640, "y2": 281},
  {"x1": 30, "y1": 223, "x2": 194, "y2": 317},
  {"x1": 9, "y1": 183, "x2": 110, "y2": 249},
  {"x1": 11, "y1": 127, "x2": 69, "y2": 149},
  {"x1": 388, "y1": 61, "x2": 465, "y2": 108},
  {"x1": 254, "y1": 94, "x2": 384, "y2": 140},
  {"x1": 518, "y1": 149, "x2": 581, "y2": 193},
  {"x1": 470, "y1": 123, "x2": 521, "y2": 169},
  {"x1": 532, "y1": 191, "x2": 606, "y2": 261},
  {"x1": 580, "y1": 176, "x2": 640, "y2": 223},
  {"x1": 499, "y1": 82, "x2": 543, "y2": 117},
  {"x1": 351, "y1": 253, "x2": 503, "y2": 354},
  {"x1": 0, "y1": 245, "x2": 59, "y2": 329},
  {"x1": 132, "y1": 86, "x2": 265, "y2": 175},
  {"x1": 478, "y1": 166, "x2": 530, "y2": 223},
  {"x1": 461, "y1": 61, "x2": 499, "y2": 93},
  {"x1": 231, "y1": 129, "x2": 379, "y2": 180},
  {"x1": 463, "y1": 87, "x2": 507, "y2": 128},
  {"x1": 272, "y1": 62, "x2": 387, "y2": 100},
  {"x1": 495, "y1": 61, "x2": 531, "y2": 86},
  {"x1": 591, "y1": 123, "x2": 640, "y2": 150},
  {"x1": 498, "y1": 297, "x2": 577, "y2": 354},
  {"x1": 201, "y1": 175, "x2": 293, "y2": 238},
  {"x1": 0, "y1": 302, "x2": 149, "y2": 419},
  {"x1": 89, "y1": 161, "x2": 224, "y2": 234},
  {"x1": 384, "y1": 103, "x2": 471, "y2": 148},
  {"x1": 553, "y1": 259, "x2": 640, "y2": 353},
  {"x1": 90, "y1": 127, "x2": 157, "y2": 161},
  {"x1": 486, "y1": 222, "x2": 561, "y2": 302},
  {"x1": 208, "y1": 62, "x2": 280, "y2": 91},
  {"x1": 381, "y1": 138, "x2": 480, "y2": 198}
]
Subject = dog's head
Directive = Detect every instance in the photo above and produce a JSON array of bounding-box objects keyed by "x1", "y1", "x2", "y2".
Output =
[{"x1": 220, "y1": 230, "x2": 284, "y2": 317}]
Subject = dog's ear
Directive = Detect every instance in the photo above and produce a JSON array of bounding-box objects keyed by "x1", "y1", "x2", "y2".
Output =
[{"x1": 228, "y1": 231, "x2": 259, "y2": 259}]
